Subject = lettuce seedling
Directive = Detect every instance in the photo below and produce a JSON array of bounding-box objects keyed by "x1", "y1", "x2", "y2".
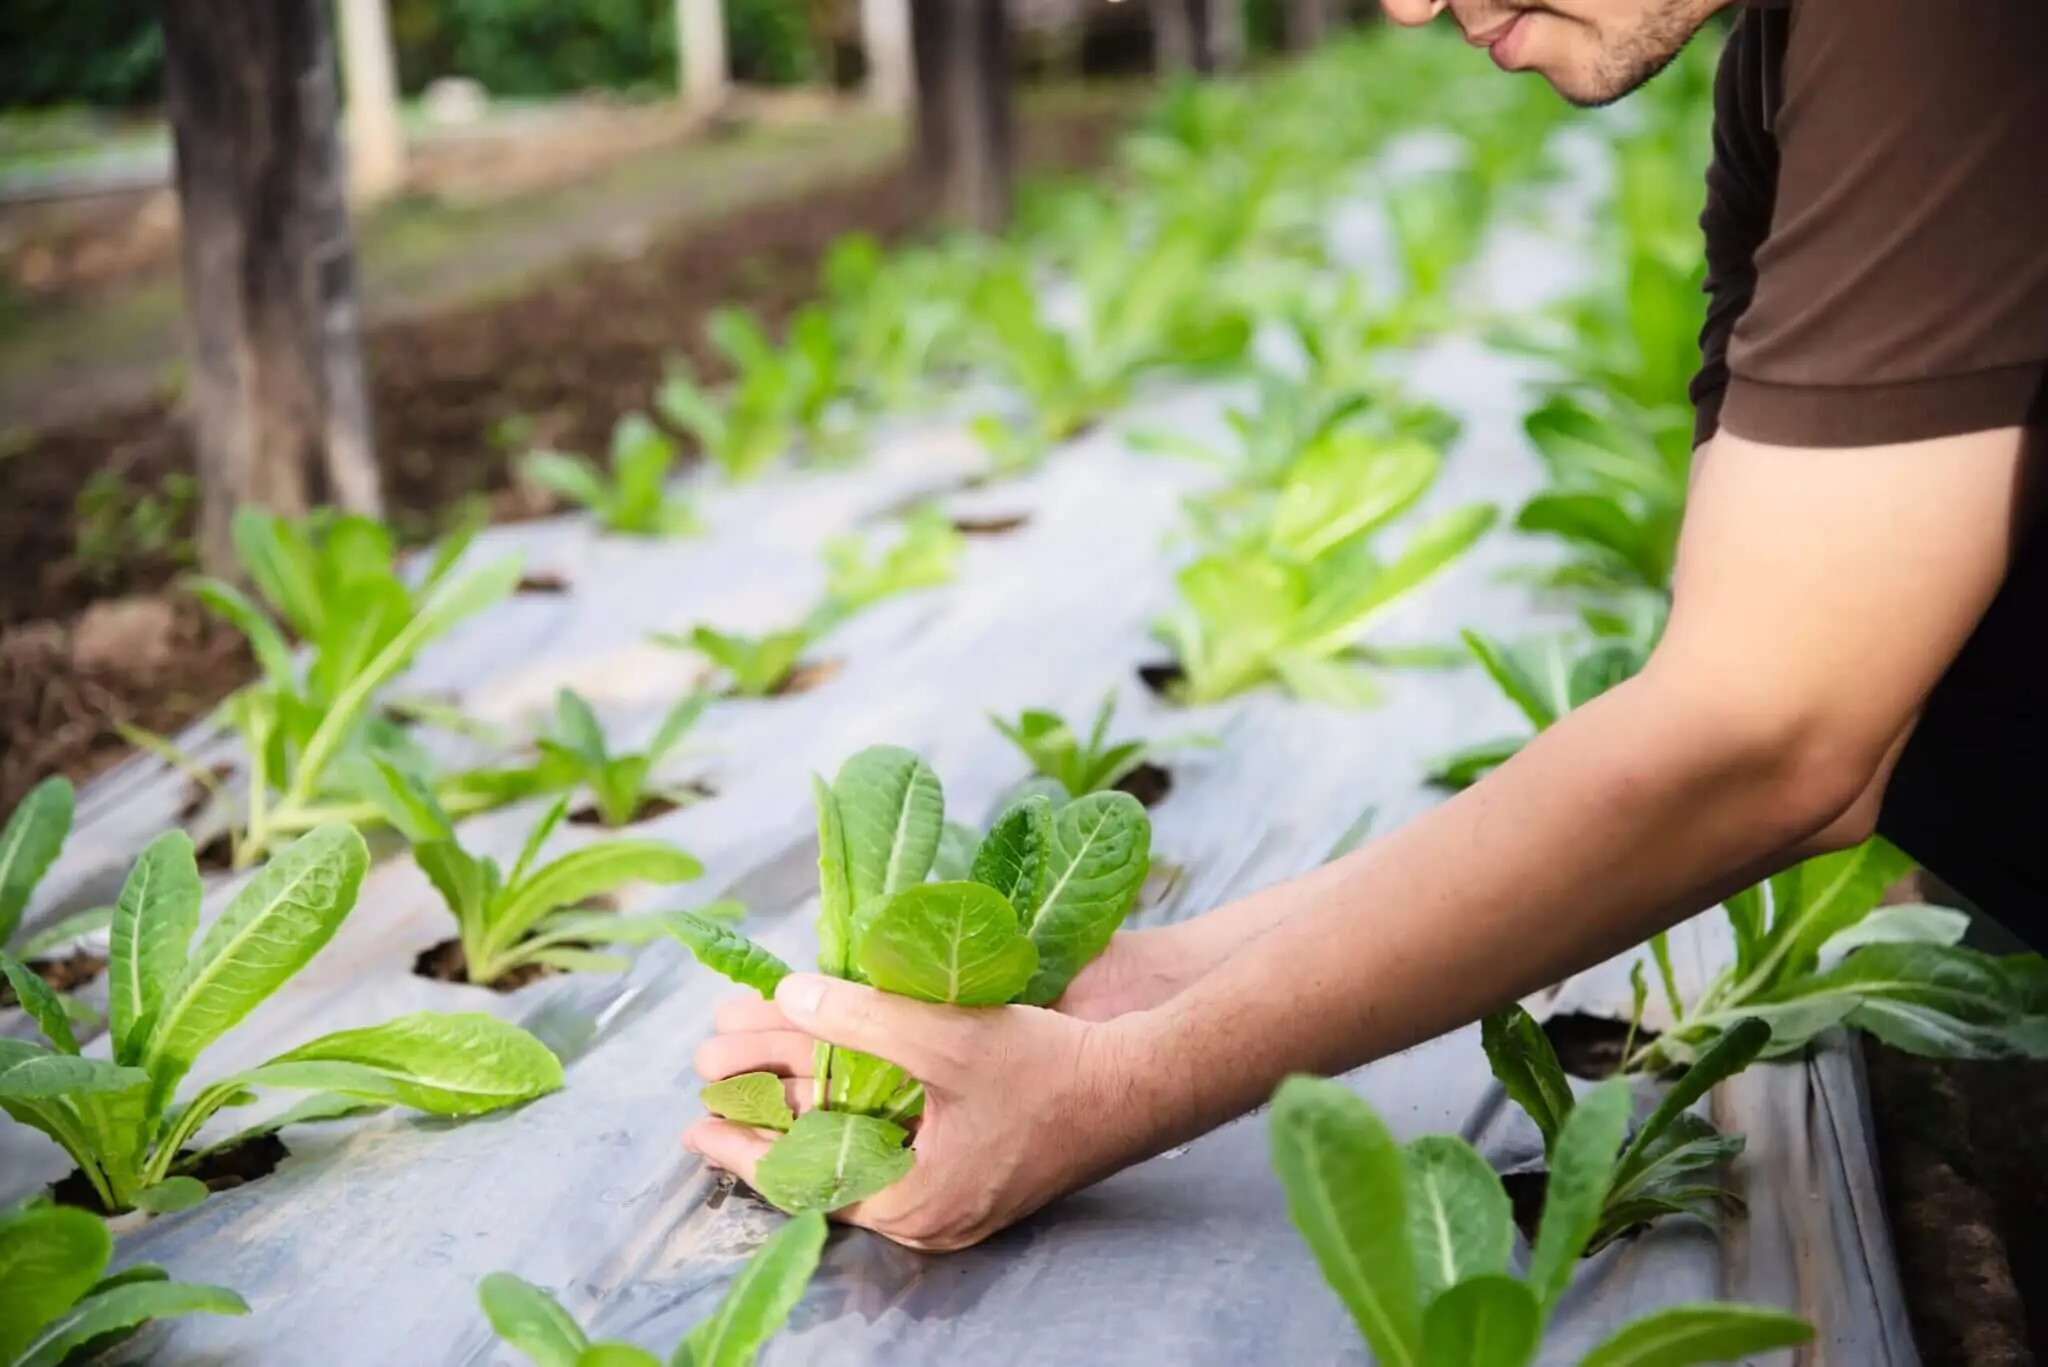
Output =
[
  {"x1": 1482, "y1": 1006, "x2": 1768, "y2": 1252},
  {"x1": 990, "y1": 691, "x2": 1210, "y2": 801},
  {"x1": 820, "y1": 506, "x2": 962, "y2": 618},
  {"x1": 1269, "y1": 1075, "x2": 1811, "y2": 1367},
  {"x1": 357, "y1": 761, "x2": 718, "y2": 987},
  {"x1": 670, "y1": 746, "x2": 1151, "y2": 1214},
  {"x1": 1633, "y1": 839, "x2": 2048, "y2": 1072},
  {"x1": 1, "y1": 778, "x2": 72, "y2": 953},
  {"x1": 182, "y1": 507, "x2": 531, "y2": 866},
  {"x1": 536, "y1": 689, "x2": 710, "y2": 828},
  {"x1": 481, "y1": 1210, "x2": 825, "y2": 1367},
  {"x1": 654, "y1": 598, "x2": 843, "y2": 701},
  {"x1": 0, "y1": 1199, "x2": 246, "y2": 1367},
  {"x1": 1155, "y1": 431, "x2": 1495, "y2": 705},
  {"x1": 820, "y1": 234, "x2": 969, "y2": 413},
  {"x1": 658, "y1": 306, "x2": 852, "y2": 481},
  {"x1": 0, "y1": 825, "x2": 563, "y2": 1215},
  {"x1": 1514, "y1": 394, "x2": 1690, "y2": 596},
  {"x1": 519, "y1": 413, "x2": 700, "y2": 537}
]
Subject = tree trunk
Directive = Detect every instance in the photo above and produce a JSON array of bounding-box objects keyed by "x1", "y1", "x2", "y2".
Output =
[
  {"x1": 909, "y1": 0, "x2": 1014, "y2": 233},
  {"x1": 862, "y1": 0, "x2": 915, "y2": 111},
  {"x1": 1209, "y1": 0, "x2": 1246, "y2": 72},
  {"x1": 162, "y1": 0, "x2": 381, "y2": 576},
  {"x1": 336, "y1": 0, "x2": 404, "y2": 202},
  {"x1": 1154, "y1": 0, "x2": 1223, "y2": 76},
  {"x1": 1284, "y1": 0, "x2": 1335, "y2": 50},
  {"x1": 677, "y1": 0, "x2": 730, "y2": 115}
]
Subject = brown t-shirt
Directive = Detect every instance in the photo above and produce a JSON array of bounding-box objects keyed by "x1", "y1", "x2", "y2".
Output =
[{"x1": 1691, "y1": 0, "x2": 2048, "y2": 450}]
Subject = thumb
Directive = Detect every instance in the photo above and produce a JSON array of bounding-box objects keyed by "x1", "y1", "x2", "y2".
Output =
[{"x1": 774, "y1": 973, "x2": 977, "y2": 1088}]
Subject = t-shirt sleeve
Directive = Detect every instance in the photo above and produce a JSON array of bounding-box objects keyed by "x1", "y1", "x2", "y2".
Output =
[
  {"x1": 1689, "y1": 10, "x2": 1778, "y2": 451},
  {"x1": 1714, "y1": 0, "x2": 2048, "y2": 448}
]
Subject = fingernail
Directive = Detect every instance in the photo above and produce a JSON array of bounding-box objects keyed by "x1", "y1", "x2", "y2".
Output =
[{"x1": 775, "y1": 972, "x2": 827, "y2": 1023}]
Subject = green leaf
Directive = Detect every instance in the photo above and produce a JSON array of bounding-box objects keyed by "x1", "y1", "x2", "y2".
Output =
[
  {"x1": 1816, "y1": 903, "x2": 1970, "y2": 963},
  {"x1": 832, "y1": 747, "x2": 945, "y2": 907},
  {"x1": 1460, "y1": 631, "x2": 1563, "y2": 731},
  {"x1": 16, "y1": 905, "x2": 115, "y2": 960},
  {"x1": 1577, "y1": 1303, "x2": 1813, "y2": 1367},
  {"x1": 231, "y1": 507, "x2": 321, "y2": 638},
  {"x1": 489, "y1": 842, "x2": 702, "y2": 963},
  {"x1": 187, "y1": 578, "x2": 296, "y2": 688},
  {"x1": 701, "y1": 1073, "x2": 795, "y2": 1133},
  {"x1": 521, "y1": 451, "x2": 613, "y2": 515},
  {"x1": 1528, "y1": 1078, "x2": 1632, "y2": 1310},
  {"x1": 553, "y1": 691, "x2": 611, "y2": 767},
  {"x1": 1614, "y1": 1019, "x2": 1767, "y2": 1188},
  {"x1": 666, "y1": 914, "x2": 792, "y2": 998},
  {"x1": 479, "y1": 1272, "x2": 592, "y2": 1367},
  {"x1": 1, "y1": 953, "x2": 78, "y2": 1054},
  {"x1": 143, "y1": 824, "x2": 369, "y2": 1110},
  {"x1": 1426, "y1": 737, "x2": 1525, "y2": 791},
  {"x1": 1479, "y1": 1007, "x2": 1575, "y2": 1155},
  {"x1": 133, "y1": 1176, "x2": 210, "y2": 1214},
  {"x1": 580, "y1": 1346, "x2": 663, "y2": 1367},
  {"x1": 14, "y1": 1276, "x2": 247, "y2": 1367},
  {"x1": 1018, "y1": 791, "x2": 1151, "y2": 1006},
  {"x1": 0, "y1": 1202, "x2": 110, "y2": 1364},
  {"x1": 673, "y1": 1211, "x2": 827, "y2": 1367},
  {"x1": 352, "y1": 757, "x2": 456, "y2": 847},
  {"x1": 930, "y1": 821, "x2": 979, "y2": 884},
  {"x1": 107, "y1": 830, "x2": 202, "y2": 1067},
  {"x1": 1759, "y1": 838, "x2": 1915, "y2": 987},
  {"x1": 644, "y1": 692, "x2": 709, "y2": 768},
  {"x1": 234, "y1": 1012, "x2": 564, "y2": 1115},
  {"x1": 1402, "y1": 1135, "x2": 1514, "y2": 1307},
  {"x1": 752, "y1": 1110, "x2": 914, "y2": 1214},
  {"x1": 1267, "y1": 1076, "x2": 1421, "y2": 1367},
  {"x1": 970, "y1": 796, "x2": 1054, "y2": 920},
  {"x1": 813, "y1": 777, "x2": 855, "y2": 979},
  {"x1": 0, "y1": 776, "x2": 72, "y2": 946},
  {"x1": 1418, "y1": 1275, "x2": 1542, "y2": 1367},
  {"x1": 855, "y1": 882, "x2": 1038, "y2": 1006},
  {"x1": 0, "y1": 1046, "x2": 149, "y2": 1099}
]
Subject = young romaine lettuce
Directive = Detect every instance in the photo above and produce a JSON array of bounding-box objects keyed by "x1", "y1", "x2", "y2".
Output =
[
  {"x1": 0, "y1": 825, "x2": 562, "y2": 1215},
  {"x1": 180, "y1": 507, "x2": 531, "y2": 867},
  {"x1": 1636, "y1": 839, "x2": 2048, "y2": 1072},
  {"x1": 356, "y1": 761, "x2": 718, "y2": 987},
  {"x1": 1481, "y1": 1006, "x2": 1768, "y2": 1253},
  {"x1": 820, "y1": 506, "x2": 963, "y2": 618},
  {"x1": 519, "y1": 413, "x2": 700, "y2": 537},
  {"x1": 480, "y1": 1209, "x2": 826, "y2": 1367},
  {"x1": 1513, "y1": 394, "x2": 1689, "y2": 596},
  {"x1": 655, "y1": 599, "x2": 843, "y2": 701},
  {"x1": 1, "y1": 778, "x2": 72, "y2": 953},
  {"x1": 820, "y1": 234, "x2": 971, "y2": 414},
  {"x1": 1269, "y1": 1074, "x2": 1811, "y2": 1367},
  {"x1": 990, "y1": 691, "x2": 1210, "y2": 801},
  {"x1": 536, "y1": 689, "x2": 710, "y2": 828},
  {"x1": 671, "y1": 746, "x2": 1151, "y2": 1214},
  {"x1": 0, "y1": 1199, "x2": 246, "y2": 1367},
  {"x1": 1155, "y1": 431, "x2": 1495, "y2": 705}
]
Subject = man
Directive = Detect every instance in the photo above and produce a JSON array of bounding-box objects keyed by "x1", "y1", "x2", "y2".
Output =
[{"x1": 687, "y1": 0, "x2": 2048, "y2": 1251}]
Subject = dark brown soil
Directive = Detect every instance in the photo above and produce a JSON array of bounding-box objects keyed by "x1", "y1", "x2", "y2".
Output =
[
  {"x1": 1501, "y1": 1169, "x2": 1547, "y2": 1243},
  {"x1": 1113, "y1": 760, "x2": 1172, "y2": 808},
  {"x1": 951, "y1": 512, "x2": 1031, "y2": 536},
  {"x1": 51, "y1": 1133, "x2": 290, "y2": 1215},
  {"x1": 412, "y1": 892, "x2": 621, "y2": 990},
  {"x1": 565, "y1": 779, "x2": 714, "y2": 828},
  {"x1": 0, "y1": 100, "x2": 1135, "y2": 816},
  {"x1": 765, "y1": 657, "x2": 843, "y2": 698},
  {"x1": 1539, "y1": 1012, "x2": 1655, "y2": 1082},
  {"x1": 515, "y1": 572, "x2": 571, "y2": 595},
  {"x1": 1136, "y1": 660, "x2": 1185, "y2": 700},
  {"x1": 0, "y1": 949, "x2": 108, "y2": 1006}
]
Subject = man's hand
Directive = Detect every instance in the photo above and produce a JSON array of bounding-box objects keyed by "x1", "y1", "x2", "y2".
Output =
[{"x1": 685, "y1": 973, "x2": 1147, "y2": 1251}]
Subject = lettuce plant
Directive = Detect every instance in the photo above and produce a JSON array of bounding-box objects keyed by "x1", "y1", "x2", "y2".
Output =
[
  {"x1": 0, "y1": 1199, "x2": 245, "y2": 1367},
  {"x1": 1269, "y1": 1075, "x2": 1811, "y2": 1367},
  {"x1": 1482, "y1": 1007, "x2": 1768, "y2": 1252},
  {"x1": 481, "y1": 1210, "x2": 825, "y2": 1367},
  {"x1": 0, "y1": 825, "x2": 563, "y2": 1215},
  {"x1": 671, "y1": 747, "x2": 1150, "y2": 1214},
  {"x1": 519, "y1": 413, "x2": 700, "y2": 537},
  {"x1": 357, "y1": 762, "x2": 717, "y2": 987},
  {"x1": 1, "y1": 778, "x2": 72, "y2": 953},
  {"x1": 1633, "y1": 839, "x2": 2048, "y2": 1073},
  {"x1": 658, "y1": 613, "x2": 834, "y2": 701},
  {"x1": 820, "y1": 506, "x2": 962, "y2": 617},
  {"x1": 990, "y1": 692, "x2": 1208, "y2": 801},
  {"x1": 658, "y1": 307, "x2": 850, "y2": 481},
  {"x1": 536, "y1": 689, "x2": 710, "y2": 828},
  {"x1": 182, "y1": 508, "x2": 530, "y2": 867},
  {"x1": 820, "y1": 234, "x2": 970, "y2": 413},
  {"x1": 1155, "y1": 431, "x2": 1495, "y2": 705},
  {"x1": 1514, "y1": 395, "x2": 1689, "y2": 595}
]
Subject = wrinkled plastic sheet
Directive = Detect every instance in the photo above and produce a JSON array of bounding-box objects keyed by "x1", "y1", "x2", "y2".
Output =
[{"x1": 2, "y1": 148, "x2": 1916, "y2": 1366}]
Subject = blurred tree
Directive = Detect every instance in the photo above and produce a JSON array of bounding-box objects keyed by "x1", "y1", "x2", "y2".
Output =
[
  {"x1": 1284, "y1": 0, "x2": 1337, "y2": 49},
  {"x1": 677, "y1": 0, "x2": 729, "y2": 111},
  {"x1": 162, "y1": 0, "x2": 382, "y2": 572},
  {"x1": 338, "y1": 0, "x2": 406, "y2": 200},
  {"x1": 1152, "y1": 0, "x2": 1242, "y2": 75},
  {"x1": 910, "y1": 0, "x2": 1014, "y2": 231},
  {"x1": 861, "y1": 0, "x2": 915, "y2": 109}
]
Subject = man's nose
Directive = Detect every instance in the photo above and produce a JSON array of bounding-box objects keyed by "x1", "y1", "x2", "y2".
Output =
[{"x1": 1380, "y1": 0, "x2": 1450, "y2": 26}]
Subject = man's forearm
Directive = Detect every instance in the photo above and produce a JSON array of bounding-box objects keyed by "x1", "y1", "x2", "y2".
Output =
[{"x1": 1095, "y1": 665, "x2": 1858, "y2": 1151}]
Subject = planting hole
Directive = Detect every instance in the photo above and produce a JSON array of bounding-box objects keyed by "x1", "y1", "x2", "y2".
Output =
[
  {"x1": 1502, "y1": 1170, "x2": 1547, "y2": 1243},
  {"x1": 517, "y1": 571, "x2": 571, "y2": 595},
  {"x1": 566, "y1": 780, "x2": 714, "y2": 828},
  {"x1": 0, "y1": 950, "x2": 108, "y2": 1007},
  {"x1": 194, "y1": 829, "x2": 235, "y2": 872},
  {"x1": 1542, "y1": 1012, "x2": 1656, "y2": 1082},
  {"x1": 951, "y1": 513, "x2": 1031, "y2": 536},
  {"x1": 178, "y1": 762, "x2": 234, "y2": 822},
  {"x1": 1114, "y1": 762, "x2": 1173, "y2": 808},
  {"x1": 413, "y1": 894, "x2": 619, "y2": 991},
  {"x1": 753, "y1": 657, "x2": 843, "y2": 700},
  {"x1": 51, "y1": 1134, "x2": 290, "y2": 1216},
  {"x1": 1136, "y1": 660, "x2": 1186, "y2": 701}
]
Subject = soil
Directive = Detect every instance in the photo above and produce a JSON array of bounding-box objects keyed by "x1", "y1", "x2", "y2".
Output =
[
  {"x1": 514, "y1": 571, "x2": 571, "y2": 595},
  {"x1": 564, "y1": 780, "x2": 714, "y2": 828},
  {"x1": 413, "y1": 892, "x2": 621, "y2": 991},
  {"x1": 950, "y1": 512, "x2": 1032, "y2": 536},
  {"x1": 1136, "y1": 660, "x2": 1185, "y2": 700},
  {"x1": 50, "y1": 1133, "x2": 290, "y2": 1216},
  {"x1": 766, "y1": 657, "x2": 844, "y2": 698},
  {"x1": 1112, "y1": 760, "x2": 1173, "y2": 808},
  {"x1": 1539, "y1": 1012, "x2": 1654, "y2": 1082},
  {"x1": 0, "y1": 99, "x2": 1135, "y2": 816},
  {"x1": 0, "y1": 949, "x2": 107, "y2": 1006}
]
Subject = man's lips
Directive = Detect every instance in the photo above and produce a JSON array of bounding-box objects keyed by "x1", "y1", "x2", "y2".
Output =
[{"x1": 1463, "y1": 15, "x2": 1524, "y2": 48}]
